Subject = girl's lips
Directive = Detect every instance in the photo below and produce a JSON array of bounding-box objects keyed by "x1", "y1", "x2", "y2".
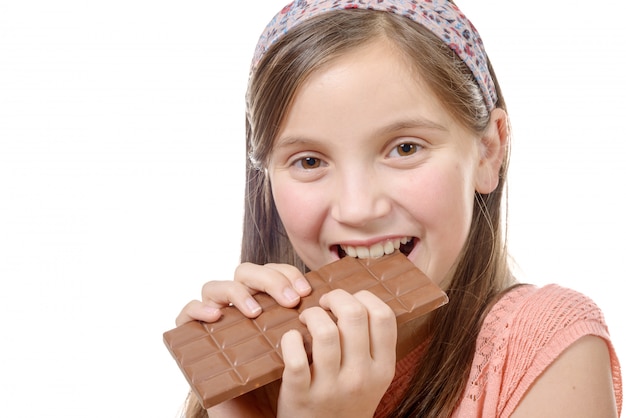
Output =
[{"x1": 337, "y1": 237, "x2": 415, "y2": 259}]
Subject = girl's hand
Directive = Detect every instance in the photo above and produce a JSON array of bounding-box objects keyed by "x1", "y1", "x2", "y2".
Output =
[
  {"x1": 277, "y1": 289, "x2": 397, "y2": 418},
  {"x1": 175, "y1": 262, "x2": 312, "y2": 327},
  {"x1": 175, "y1": 262, "x2": 312, "y2": 418}
]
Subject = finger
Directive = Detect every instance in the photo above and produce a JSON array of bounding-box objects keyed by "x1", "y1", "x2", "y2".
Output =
[
  {"x1": 280, "y1": 330, "x2": 311, "y2": 394},
  {"x1": 235, "y1": 262, "x2": 311, "y2": 308},
  {"x1": 299, "y1": 306, "x2": 341, "y2": 377},
  {"x1": 175, "y1": 299, "x2": 222, "y2": 326},
  {"x1": 352, "y1": 290, "x2": 397, "y2": 363},
  {"x1": 201, "y1": 280, "x2": 263, "y2": 318},
  {"x1": 319, "y1": 289, "x2": 371, "y2": 365},
  {"x1": 265, "y1": 263, "x2": 312, "y2": 296}
]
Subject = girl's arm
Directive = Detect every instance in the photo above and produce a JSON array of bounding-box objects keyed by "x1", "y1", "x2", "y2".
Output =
[{"x1": 510, "y1": 335, "x2": 618, "y2": 418}]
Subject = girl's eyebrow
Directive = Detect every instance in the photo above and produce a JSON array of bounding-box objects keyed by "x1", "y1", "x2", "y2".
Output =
[
  {"x1": 273, "y1": 135, "x2": 322, "y2": 149},
  {"x1": 274, "y1": 117, "x2": 449, "y2": 148},
  {"x1": 374, "y1": 117, "x2": 449, "y2": 136}
]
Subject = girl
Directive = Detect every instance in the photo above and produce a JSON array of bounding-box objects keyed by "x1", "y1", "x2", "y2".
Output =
[{"x1": 175, "y1": 1, "x2": 622, "y2": 416}]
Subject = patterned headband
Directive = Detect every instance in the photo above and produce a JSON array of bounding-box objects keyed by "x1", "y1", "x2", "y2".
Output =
[{"x1": 252, "y1": 0, "x2": 497, "y2": 110}]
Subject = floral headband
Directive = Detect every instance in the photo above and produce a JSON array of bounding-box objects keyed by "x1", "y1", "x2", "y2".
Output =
[{"x1": 251, "y1": 0, "x2": 497, "y2": 110}]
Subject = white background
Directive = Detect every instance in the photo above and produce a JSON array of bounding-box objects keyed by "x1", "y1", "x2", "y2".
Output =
[{"x1": 1, "y1": 1, "x2": 624, "y2": 416}]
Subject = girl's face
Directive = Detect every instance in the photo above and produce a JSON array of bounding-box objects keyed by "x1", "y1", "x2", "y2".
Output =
[{"x1": 268, "y1": 40, "x2": 501, "y2": 286}]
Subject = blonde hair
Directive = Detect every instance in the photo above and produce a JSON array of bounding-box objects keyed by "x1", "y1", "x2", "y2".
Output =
[{"x1": 183, "y1": 8, "x2": 513, "y2": 418}]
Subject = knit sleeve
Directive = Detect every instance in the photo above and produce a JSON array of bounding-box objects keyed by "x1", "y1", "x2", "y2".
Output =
[{"x1": 497, "y1": 284, "x2": 622, "y2": 417}]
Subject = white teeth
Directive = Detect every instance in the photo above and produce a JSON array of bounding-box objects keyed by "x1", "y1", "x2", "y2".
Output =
[
  {"x1": 369, "y1": 243, "x2": 384, "y2": 258},
  {"x1": 341, "y1": 237, "x2": 412, "y2": 259},
  {"x1": 356, "y1": 246, "x2": 370, "y2": 258}
]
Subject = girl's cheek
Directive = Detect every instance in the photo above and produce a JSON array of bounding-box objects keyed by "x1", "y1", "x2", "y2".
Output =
[{"x1": 273, "y1": 182, "x2": 325, "y2": 231}]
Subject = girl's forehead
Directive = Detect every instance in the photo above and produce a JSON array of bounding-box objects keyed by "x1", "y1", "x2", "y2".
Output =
[{"x1": 278, "y1": 42, "x2": 461, "y2": 142}]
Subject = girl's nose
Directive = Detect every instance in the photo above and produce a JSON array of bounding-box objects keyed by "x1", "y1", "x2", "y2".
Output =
[{"x1": 330, "y1": 172, "x2": 392, "y2": 227}]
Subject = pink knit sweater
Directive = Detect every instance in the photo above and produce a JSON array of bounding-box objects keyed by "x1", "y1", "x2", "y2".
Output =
[{"x1": 375, "y1": 284, "x2": 623, "y2": 417}]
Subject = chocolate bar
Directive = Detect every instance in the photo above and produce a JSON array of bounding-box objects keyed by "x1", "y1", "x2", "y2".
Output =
[{"x1": 163, "y1": 251, "x2": 448, "y2": 409}]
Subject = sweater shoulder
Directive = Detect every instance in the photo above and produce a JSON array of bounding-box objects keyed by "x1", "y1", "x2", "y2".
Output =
[
  {"x1": 476, "y1": 283, "x2": 611, "y2": 378},
  {"x1": 459, "y1": 284, "x2": 621, "y2": 417}
]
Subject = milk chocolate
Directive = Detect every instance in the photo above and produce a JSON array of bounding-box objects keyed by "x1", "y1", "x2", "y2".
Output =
[{"x1": 163, "y1": 251, "x2": 447, "y2": 409}]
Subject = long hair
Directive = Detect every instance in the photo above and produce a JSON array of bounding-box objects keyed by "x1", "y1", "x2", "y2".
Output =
[{"x1": 182, "y1": 8, "x2": 513, "y2": 418}]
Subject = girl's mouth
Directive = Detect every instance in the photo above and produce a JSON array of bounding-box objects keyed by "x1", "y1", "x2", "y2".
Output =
[{"x1": 337, "y1": 237, "x2": 415, "y2": 259}]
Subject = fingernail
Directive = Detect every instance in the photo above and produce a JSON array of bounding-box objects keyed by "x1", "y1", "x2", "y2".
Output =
[
  {"x1": 283, "y1": 287, "x2": 299, "y2": 303},
  {"x1": 245, "y1": 297, "x2": 262, "y2": 314},
  {"x1": 295, "y1": 278, "x2": 311, "y2": 293}
]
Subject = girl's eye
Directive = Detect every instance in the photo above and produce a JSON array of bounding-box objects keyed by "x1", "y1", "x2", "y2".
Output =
[
  {"x1": 295, "y1": 156, "x2": 322, "y2": 169},
  {"x1": 390, "y1": 143, "x2": 420, "y2": 157}
]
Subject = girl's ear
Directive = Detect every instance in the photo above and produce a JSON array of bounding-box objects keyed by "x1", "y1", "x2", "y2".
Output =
[{"x1": 475, "y1": 108, "x2": 509, "y2": 194}]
